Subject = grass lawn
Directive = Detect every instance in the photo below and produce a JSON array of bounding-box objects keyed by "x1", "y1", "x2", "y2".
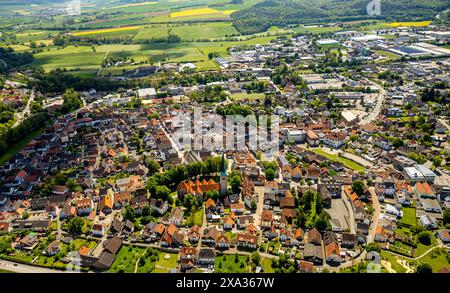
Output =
[
  {"x1": 311, "y1": 149, "x2": 365, "y2": 172},
  {"x1": 414, "y1": 233, "x2": 438, "y2": 257},
  {"x1": 375, "y1": 50, "x2": 401, "y2": 61},
  {"x1": 418, "y1": 248, "x2": 450, "y2": 273},
  {"x1": 215, "y1": 254, "x2": 249, "y2": 273},
  {"x1": 380, "y1": 251, "x2": 408, "y2": 273},
  {"x1": 0, "y1": 269, "x2": 14, "y2": 273},
  {"x1": 71, "y1": 238, "x2": 98, "y2": 251},
  {"x1": 230, "y1": 92, "x2": 265, "y2": 101},
  {"x1": 225, "y1": 231, "x2": 237, "y2": 241},
  {"x1": 156, "y1": 252, "x2": 178, "y2": 270},
  {"x1": 0, "y1": 125, "x2": 47, "y2": 165},
  {"x1": 185, "y1": 209, "x2": 204, "y2": 227},
  {"x1": 260, "y1": 258, "x2": 274, "y2": 273},
  {"x1": 109, "y1": 245, "x2": 147, "y2": 273},
  {"x1": 400, "y1": 207, "x2": 416, "y2": 226}
]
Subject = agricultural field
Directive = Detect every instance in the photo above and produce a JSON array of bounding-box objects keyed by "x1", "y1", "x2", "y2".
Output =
[
  {"x1": 387, "y1": 21, "x2": 432, "y2": 27},
  {"x1": 133, "y1": 22, "x2": 239, "y2": 41},
  {"x1": 72, "y1": 26, "x2": 144, "y2": 37},
  {"x1": 30, "y1": 35, "x2": 276, "y2": 76},
  {"x1": 170, "y1": 7, "x2": 228, "y2": 19}
]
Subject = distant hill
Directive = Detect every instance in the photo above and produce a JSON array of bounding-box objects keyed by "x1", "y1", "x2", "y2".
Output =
[{"x1": 231, "y1": 0, "x2": 450, "y2": 34}]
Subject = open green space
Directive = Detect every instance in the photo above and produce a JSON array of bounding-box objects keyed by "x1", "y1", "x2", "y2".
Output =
[
  {"x1": 109, "y1": 245, "x2": 149, "y2": 273},
  {"x1": 260, "y1": 258, "x2": 275, "y2": 273},
  {"x1": 185, "y1": 209, "x2": 204, "y2": 227},
  {"x1": 133, "y1": 22, "x2": 239, "y2": 42},
  {"x1": 380, "y1": 251, "x2": 408, "y2": 273},
  {"x1": 31, "y1": 36, "x2": 276, "y2": 76},
  {"x1": 155, "y1": 252, "x2": 178, "y2": 270},
  {"x1": 417, "y1": 248, "x2": 450, "y2": 273},
  {"x1": 399, "y1": 207, "x2": 416, "y2": 226},
  {"x1": 230, "y1": 92, "x2": 265, "y2": 101},
  {"x1": 215, "y1": 254, "x2": 249, "y2": 273},
  {"x1": 311, "y1": 149, "x2": 365, "y2": 172},
  {"x1": 374, "y1": 50, "x2": 401, "y2": 61}
]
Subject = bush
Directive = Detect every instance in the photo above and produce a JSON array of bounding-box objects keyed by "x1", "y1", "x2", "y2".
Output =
[
  {"x1": 418, "y1": 231, "x2": 432, "y2": 245},
  {"x1": 416, "y1": 263, "x2": 432, "y2": 274}
]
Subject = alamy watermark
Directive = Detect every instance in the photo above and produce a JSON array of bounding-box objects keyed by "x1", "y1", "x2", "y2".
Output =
[
  {"x1": 171, "y1": 107, "x2": 279, "y2": 156},
  {"x1": 367, "y1": 0, "x2": 381, "y2": 16},
  {"x1": 66, "y1": 0, "x2": 81, "y2": 16}
]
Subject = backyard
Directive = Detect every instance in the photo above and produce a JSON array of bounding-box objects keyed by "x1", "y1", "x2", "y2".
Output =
[{"x1": 215, "y1": 254, "x2": 249, "y2": 273}]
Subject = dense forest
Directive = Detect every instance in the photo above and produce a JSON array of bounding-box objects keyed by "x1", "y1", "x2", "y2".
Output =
[
  {"x1": 0, "y1": 47, "x2": 33, "y2": 74},
  {"x1": 231, "y1": 0, "x2": 450, "y2": 34}
]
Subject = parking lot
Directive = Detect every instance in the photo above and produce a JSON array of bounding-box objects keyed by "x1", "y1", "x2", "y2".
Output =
[{"x1": 326, "y1": 198, "x2": 355, "y2": 233}]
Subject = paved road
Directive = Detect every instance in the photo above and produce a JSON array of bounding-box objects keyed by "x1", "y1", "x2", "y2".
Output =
[
  {"x1": 0, "y1": 259, "x2": 66, "y2": 273},
  {"x1": 253, "y1": 186, "x2": 265, "y2": 228},
  {"x1": 359, "y1": 80, "x2": 386, "y2": 125},
  {"x1": 13, "y1": 90, "x2": 35, "y2": 127}
]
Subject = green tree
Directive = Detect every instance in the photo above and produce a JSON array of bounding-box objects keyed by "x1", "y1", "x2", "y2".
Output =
[
  {"x1": 61, "y1": 88, "x2": 82, "y2": 114},
  {"x1": 154, "y1": 185, "x2": 171, "y2": 200},
  {"x1": 251, "y1": 251, "x2": 261, "y2": 267},
  {"x1": 145, "y1": 159, "x2": 160, "y2": 176},
  {"x1": 366, "y1": 242, "x2": 381, "y2": 253},
  {"x1": 444, "y1": 208, "x2": 450, "y2": 225},
  {"x1": 432, "y1": 156, "x2": 443, "y2": 169},
  {"x1": 351, "y1": 180, "x2": 365, "y2": 196},
  {"x1": 265, "y1": 168, "x2": 276, "y2": 181},
  {"x1": 124, "y1": 205, "x2": 136, "y2": 221},
  {"x1": 229, "y1": 173, "x2": 242, "y2": 194},
  {"x1": 416, "y1": 263, "x2": 432, "y2": 274},
  {"x1": 67, "y1": 217, "x2": 85, "y2": 234},
  {"x1": 418, "y1": 231, "x2": 432, "y2": 245}
]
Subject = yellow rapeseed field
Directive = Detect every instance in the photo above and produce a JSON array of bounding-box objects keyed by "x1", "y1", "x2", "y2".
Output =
[
  {"x1": 72, "y1": 26, "x2": 143, "y2": 36},
  {"x1": 222, "y1": 10, "x2": 237, "y2": 16},
  {"x1": 388, "y1": 21, "x2": 432, "y2": 27},
  {"x1": 170, "y1": 7, "x2": 223, "y2": 18}
]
